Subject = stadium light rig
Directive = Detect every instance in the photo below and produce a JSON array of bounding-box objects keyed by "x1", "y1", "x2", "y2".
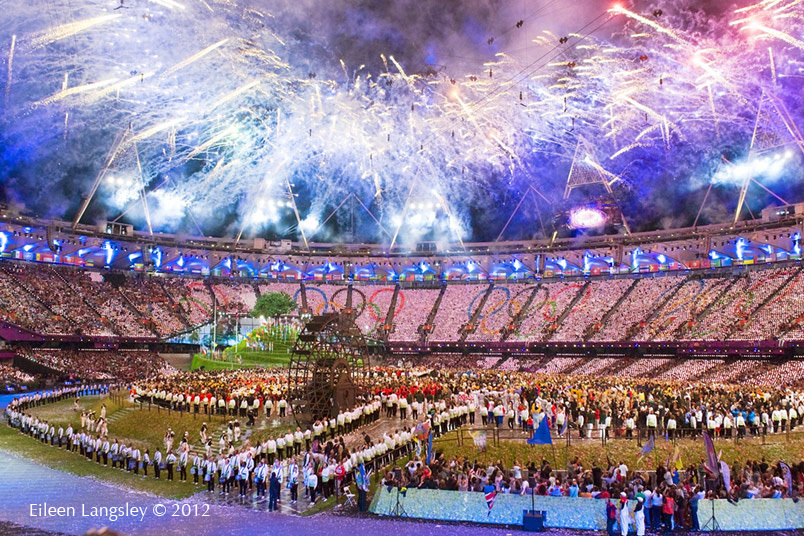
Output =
[
  {"x1": 736, "y1": 237, "x2": 749, "y2": 261},
  {"x1": 583, "y1": 251, "x2": 593, "y2": 273},
  {"x1": 153, "y1": 247, "x2": 163, "y2": 268},
  {"x1": 103, "y1": 240, "x2": 116, "y2": 265},
  {"x1": 631, "y1": 247, "x2": 643, "y2": 270}
]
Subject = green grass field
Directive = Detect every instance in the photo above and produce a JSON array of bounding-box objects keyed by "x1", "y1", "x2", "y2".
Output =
[
  {"x1": 25, "y1": 395, "x2": 295, "y2": 451},
  {"x1": 190, "y1": 330, "x2": 296, "y2": 371},
  {"x1": 434, "y1": 429, "x2": 804, "y2": 471},
  {"x1": 25, "y1": 395, "x2": 128, "y2": 431}
]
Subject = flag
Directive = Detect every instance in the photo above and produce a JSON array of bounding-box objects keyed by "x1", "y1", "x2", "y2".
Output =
[
  {"x1": 413, "y1": 420, "x2": 431, "y2": 441},
  {"x1": 674, "y1": 445, "x2": 684, "y2": 470},
  {"x1": 425, "y1": 430, "x2": 434, "y2": 465},
  {"x1": 720, "y1": 460, "x2": 731, "y2": 491},
  {"x1": 357, "y1": 462, "x2": 368, "y2": 490},
  {"x1": 781, "y1": 462, "x2": 794, "y2": 497},
  {"x1": 641, "y1": 435, "x2": 654, "y2": 456},
  {"x1": 470, "y1": 430, "x2": 487, "y2": 450},
  {"x1": 527, "y1": 413, "x2": 552, "y2": 445},
  {"x1": 637, "y1": 435, "x2": 654, "y2": 464},
  {"x1": 702, "y1": 432, "x2": 720, "y2": 478},
  {"x1": 484, "y1": 484, "x2": 497, "y2": 517},
  {"x1": 560, "y1": 418, "x2": 568, "y2": 436}
]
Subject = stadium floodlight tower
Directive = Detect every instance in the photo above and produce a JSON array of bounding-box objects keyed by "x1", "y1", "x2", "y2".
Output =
[{"x1": 287, "y1": 313, "x2": 371, "y2": 426}]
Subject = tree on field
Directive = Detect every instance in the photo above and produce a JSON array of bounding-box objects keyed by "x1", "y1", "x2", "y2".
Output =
[{"x1": 251, "y1": 291, "x2": 297, "y2": 319}]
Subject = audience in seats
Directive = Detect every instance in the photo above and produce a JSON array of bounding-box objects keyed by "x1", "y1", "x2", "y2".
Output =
[
  {"x1": 0, "y1": 260, "x2": 801, "y2": 345},
  {"x1": 551, "y1": 279, "x2": 632, "y2": 342}
]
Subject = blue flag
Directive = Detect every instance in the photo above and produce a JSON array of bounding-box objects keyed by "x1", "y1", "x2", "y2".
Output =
[
  {"x1": 560, "y1": 418, "x2": 568, "y2": 436},
  {"x1": 642, "y1": 434, "x2": 654, "y2": 455},
  {"x1": 425, "y1": 430, "x2": 434, "y2": 464},
  {"x1": 357, "y1": 462, "x2": 367, "y2": 489},
  {"x1": 527, "y1": 413, "x2": 552, "y2": 445}
]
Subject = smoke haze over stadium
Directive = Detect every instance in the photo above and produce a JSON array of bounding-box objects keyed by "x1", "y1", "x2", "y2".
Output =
[{"x1": 0, "y1": 0, "x2": 803, "y2": 244}]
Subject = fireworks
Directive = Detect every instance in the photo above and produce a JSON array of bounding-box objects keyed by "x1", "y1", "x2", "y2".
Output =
[
  {"x1": 4, "y1": 34, "x2": 14, "y2": 102},
  {"x1": 0, "y1": 0, "x2": 803, "y2": 243}
]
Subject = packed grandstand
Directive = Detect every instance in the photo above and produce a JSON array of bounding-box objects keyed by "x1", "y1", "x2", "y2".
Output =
[
  {"x1": 3, "y1": 0, "x2": 804, "y2": 532},
  {"x1": 0, "y1": 211, "x2": 802, "y2": 389}
]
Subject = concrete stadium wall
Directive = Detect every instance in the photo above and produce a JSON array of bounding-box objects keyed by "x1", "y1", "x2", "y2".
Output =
[{"x1": 369, "y1": 489, "x2": 804, "y2": 531}]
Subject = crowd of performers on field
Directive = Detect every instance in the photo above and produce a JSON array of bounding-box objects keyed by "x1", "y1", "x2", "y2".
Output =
[{"x1": 5, "y1": 365, "x2": 804, "y2": 513}]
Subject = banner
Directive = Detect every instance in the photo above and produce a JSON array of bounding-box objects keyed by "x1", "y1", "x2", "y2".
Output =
[
  {"x1": 781, "y1": 462, "x2": 794, "y2": 497},
  {"x1": 425, "y1": 430, "x2": 434, "y2": 464}
]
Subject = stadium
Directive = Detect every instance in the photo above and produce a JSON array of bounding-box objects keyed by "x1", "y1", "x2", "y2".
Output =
[{"x1": 1, "y1": 0, "x2": 804, "y2": 534}]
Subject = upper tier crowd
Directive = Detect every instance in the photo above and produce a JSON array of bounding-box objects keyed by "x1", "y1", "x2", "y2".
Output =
[{"x1": 0, "y1": 260, "x2": 802, "y2": 344}]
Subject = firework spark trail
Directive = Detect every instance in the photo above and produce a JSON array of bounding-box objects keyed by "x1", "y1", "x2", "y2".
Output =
[
  {"x1": 85, "y1": 72, "x2": 156, "y2": 103},
  {"x1": 4, "y1": 34, "x2": 14, "y2": 102},
  {"x1": 745, "y1": 23, "x2": 804, "y2": 50},
  {"x1": 185, "y1": 125, "x2": 238, "y2": 161},
  {"x1": 27, "y1": 14, "x2": 120, "y2": 50},
  {"x1": 775, "y1": 0, "x2": 804, "y2": 12},
  {"x1": 608, "y1": 5, "x2": 688, "y2": 44},
  {"x1": 33, "y1": 78, "x2": 119, "y2": 108},
  {"x1": 208, "y1": 81, "x2": 260, "y2": 112},
  {"x1": 161, "y1": 39, "x2": 229, "y2": 78},
  {"x1": 707, "y1": 84, "x2": 720, "y2": 139},
  {"x1": 0, "y1": 0, "x2": 802, "y2": 241},
  {"x1": 148, "y1": 0, "x2": 186, "y2": 10},
  {"x1": 129, "y1": 119, "x2": 184, "y2": 146}
]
